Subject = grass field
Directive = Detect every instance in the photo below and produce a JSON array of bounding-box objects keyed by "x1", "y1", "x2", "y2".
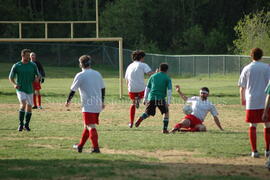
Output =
[{"x1": 0, "y1": 62, "x2": 269, "y2": 180}]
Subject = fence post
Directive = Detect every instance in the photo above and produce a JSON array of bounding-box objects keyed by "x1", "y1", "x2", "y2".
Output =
[
  {"x1": 223, "y1": 56, "x2": 226, "y2": 75},
  {"x1": 57, "y1": 44, "x2": 61, "y2": 66},
  {"x1": 178, "y1": 56, "x2": 181, "y2": 76},
  {"x1": 208, "y1": 56, "x2": 210, "y2": 78},
  {"x1": 239, "y1": 56, "x2": 241, "y2": 74},
  {"x1": 193, "y1": 56, "x2": 196, "y2": 76}
]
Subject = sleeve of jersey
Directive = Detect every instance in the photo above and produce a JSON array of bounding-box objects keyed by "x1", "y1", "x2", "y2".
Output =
[
  {"x1": 147, "y1": 77, "x2": 152, "y2": 88},
  {"x1": 238, "y1": 69, "x2": 246, "y2": 88},
  {"x1": 265, "y1": 82, "x2": 270, "y2": 94},
  {"x1": 144, "y1": 87, "x2": 150, "y2": 100},
  {"x1": 167, "y1": 78, "x2": 172, "y2": 90},
  {"x1": 167, "y1": 89, "x2": 172, "y2": 104},
  {"x1": 210, "y1": 104, "x2": 218, "y2": 116},
  {"x1": 143, "y1": 63, "x2": 152, "y2": 73},
  {"x1": 9, "y1": 64, "x2": 16, "y2": 79},
  {"x1": 70, "y1": 74, "x2": 81, "y2": 91}
]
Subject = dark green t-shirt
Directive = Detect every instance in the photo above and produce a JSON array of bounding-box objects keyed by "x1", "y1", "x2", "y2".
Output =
[
  {"x1": 9, "y1": 61, "x2": 39, "y2": 94},
  {"x1": 147, "y1": 72, "x2": 172, "y2": 100},
  {"x1": 265, "y1": 82, "x2": 270, "y2": 94}
]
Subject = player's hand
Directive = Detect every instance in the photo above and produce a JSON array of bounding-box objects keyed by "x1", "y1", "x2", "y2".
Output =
[
  {"x1": 241, "y1": 99, "x2": 246, "y2": 106},
  {"x1": 14, "y1": 84, "x2": 20, "y2": 89},
  {"x1": 175, "y1": 85, "x2": 180, "y2": 92},
  {"x1": 65, "y1": 101, "x2": 70, "y2": 107},
  {"x1": 155, "y1": 68, "x2": 159, "y2": 73},
  {"x1": 262, "y1": 112, "x2": 269, "y2": 122},
  {"x1": 143, "y1": 99, "x2": 148, "y2": 105}
]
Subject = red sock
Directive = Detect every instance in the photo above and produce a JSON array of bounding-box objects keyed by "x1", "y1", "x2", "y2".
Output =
[
  {"x1": 33, "y1": 95, "x2": 37, "y2": 106},
  {"x1": 249, "y1": 127, "x2": 257, "y2": 152},
  {"x1": 90, "y1": 128, "x2": 99, "y2": 148},
  {"x1": 78, "y1": 128, "x2": 89, "y2": 147},
  {"x1": 174, "y1": 123, "x2": 182, "y2": 129},
  {"x1": 264, "y1": 128, "x2": 270, "y2": 151},
  {"x1": 130, "y1": 104, "x2": 136, "y2": 124},
  {"x1": 38, "y1": 95, "x2": 41, "y2": 106}
]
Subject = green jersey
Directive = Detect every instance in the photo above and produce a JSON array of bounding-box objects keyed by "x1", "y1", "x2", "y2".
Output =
[
  {"x1": 9, "y1": 61, "x2": 39, "y2": 94},
  {"x1": 146, "y1": 72, "x2": 172, "y2": 100},
  {"x1": 265, "y1": 82, "x2": 270, "y2": 94}
]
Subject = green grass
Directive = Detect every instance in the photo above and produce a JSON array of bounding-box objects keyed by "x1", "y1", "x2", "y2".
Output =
[{"x1": 0, "y1": 63, "x2": 268, "y2": 180}]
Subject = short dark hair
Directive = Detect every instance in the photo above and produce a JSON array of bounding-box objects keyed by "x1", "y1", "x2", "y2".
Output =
[
  {"x1": 159, "y1": 63, "x2": 169, "y2": 72},
  {"x1": 250, "y1": 48, "x2": 263, "y2": 60},
  {"x1": 201, "y1": 87, "x2": 209, "y2": 93},
  {"x1": 21, "y1": 49, "x2": 31, "y2": 56},
  {"x1": 79, "y1": 55, "x2": 91, "y2": 68},
  {"x1": 132, "y1": 50, "x2": 145, "y2": 61}
]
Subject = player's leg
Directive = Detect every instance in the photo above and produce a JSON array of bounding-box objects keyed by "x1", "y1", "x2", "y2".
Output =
[
  {"x1": 264, "y1": 122, "x2": 270, "y2": 157},
  {"x1": 135, "y1": 100, "x2": 154, "y2": 127},
  {"x1": 33, "y1": 89, "x2": 38, "y2": 109},
  {"x1": 158, "y1": 100, "x2": 169, "y2": 133},
  {"x1": 24, "y1": 94, "x2": 33, "y2": 131},
  {"x1": 87, "y1": 124, "x2": 100, "y2": 153},
  {"x1": 249, "y1": 123, "x2": 259, "y2": 158},
  {"x1": 128, "y1": 92, "x2": 136, "y2": 128},
  {"x1": 16, "y1": 91, "x2": 27, "y2": 131},
  {"x1": 170, "y1": 119, "x2": 191, "y2": 133},
  {"x1": 194, "y1": 124, "x2": 207, "y2": 132}
]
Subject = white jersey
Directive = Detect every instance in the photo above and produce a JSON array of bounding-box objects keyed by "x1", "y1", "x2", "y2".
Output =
[
  {"x1": 70, "y1": 69, "x2": 105, "y2": 113},
  {"x1": 125, "y1": 61, "x2": 151, "y2": 92},
  {"x1": 238, "y1": 61, "x2": 270, "y2": 110},
  {"x1": 187, "y1": 96, "x2": 218, "y2": 121}
]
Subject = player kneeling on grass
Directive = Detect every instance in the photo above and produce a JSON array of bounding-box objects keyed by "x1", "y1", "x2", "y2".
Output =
[
  {"x1": 170, "y1": 85, "x2": 223, "y2": 133},
  {"x1": 65, "y1": 55, "x2": 105, "y2": 153},
  {"x1": 135, "y1": 63, "x2": 172, "y2": 134}
]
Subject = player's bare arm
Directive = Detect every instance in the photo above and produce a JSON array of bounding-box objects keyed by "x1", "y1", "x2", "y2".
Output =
[
  {"x1": 175, "y1": 85, "x2": 188, "y2": 102},
  {"x1": 213, "y1": 116, "x2": 224, "y2": 131},
  {"x1": 262, "y1": 94, "x2": 270, "y2": 121},
  {"x1": 239, "y1": 87, "x2": 246, "y2": 106},
  {"x1": 9, "y1": 78, "x2": 19, "y2": 89},
  {"x1": 101, "y1": 88, "x2": 105, "y2": 109},
  {"x1": 65, "y1": 90, "x2": 75, "y2": 107}
]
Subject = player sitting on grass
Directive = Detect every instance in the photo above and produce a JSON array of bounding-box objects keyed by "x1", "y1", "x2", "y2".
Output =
[
  {"x1": 170, "y1": 85, "x2": 223, "y2": 133},
  {"x1": 135, "y1": 63, "x2": 172, "y2": 134},
  {"x1": 65, "y1": 55, "x2": 105, "y2": 153},
  {"x1": 125, "y1": 50, "x2": 153, "y2": 128}
]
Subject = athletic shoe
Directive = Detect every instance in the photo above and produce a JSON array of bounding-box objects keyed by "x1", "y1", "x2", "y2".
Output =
[
  {"x1": 129, "y1": 123, "x2": 133, "y2": 128},
  {"x1": 18, "y1": 125, "x2": 23, "y2": 131},
  {"x1": 38, "y1": 106, "x2": 43, "y2": 109},
  {"x1": 265, "y1": 156, "x2": 270, "y2": 170},
  {"x1": 265, "y1": 150, "x2": 270, "y2": 157},
  {"x1": 135, "y1": 117, "x2": 143, "y2": 127},
  {"x1": 24, "y1": 126, "x2": 31, "y2": 131},
  {"x1": 73, "y1": 144, "x2": 83, "y2": 153},
  {"x1": 251, "y1": 151, "x2": 260, "y2": 158},
  {"x1": 91, "y1": 148, "x2": 100, "y2": 153},
  {"x1": 135, "y1": 96, "x2": 140, "y2": 109},
  {"x1": 170, "y1": 128, "x2": 179, "y2": 134},
  {"x1": 162, "y1": 129, "x2": 169, "y2": 134},
  {"x1": 32, "y1": 106, "x2": 38, "y2": 109}
]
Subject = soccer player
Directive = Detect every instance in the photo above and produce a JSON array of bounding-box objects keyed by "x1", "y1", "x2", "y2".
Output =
[
  {"x1": 9, "y1": 49, "x2": 40, "y2": 131},
  {"x1": 238, "y1": 48, "x2": 270, "y2": 158},
  {"x1": 135, "y1": 63, "x2": 172, "y2": 134},
  {"x1": 65, "y1": 55, "x2": 105, "y2": 153},
  {"x1": 30, "y1": 52, "x2": 45, "y2": 109},
  {"x1": 262, "y1": 83, "x2": 270, "y2": 168},
  {"x1": 170, "y1": 85, "x2": 223, "y2": 133},
  {"x1": 125, "y1": 50, "x2": 153, "y2": 128}
]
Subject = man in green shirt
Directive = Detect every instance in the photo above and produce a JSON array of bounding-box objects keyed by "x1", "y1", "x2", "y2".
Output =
[
  {"x1": 135, "y1": 63, "x2": 172, "y2": 133},
  {"x1": 9, "y1": 49, "x2": 39, "y2": 131}
]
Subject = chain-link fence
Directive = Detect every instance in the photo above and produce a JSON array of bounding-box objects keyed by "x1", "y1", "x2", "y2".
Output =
[{"x1": 1, "y1": 42, "x2": 270, "y2": 77}]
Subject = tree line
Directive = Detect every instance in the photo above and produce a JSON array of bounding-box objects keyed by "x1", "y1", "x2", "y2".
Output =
[{"x1": 0, "y1": 0, "x2": 270, "y2": 55}]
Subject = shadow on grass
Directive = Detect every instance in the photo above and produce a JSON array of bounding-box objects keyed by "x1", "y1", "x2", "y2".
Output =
[{"x1": 0, "y1": 158, "x2": 267, "y2": 180}]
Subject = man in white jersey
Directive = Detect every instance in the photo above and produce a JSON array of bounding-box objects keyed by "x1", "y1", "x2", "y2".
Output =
[
  {"x1": 170, "y1": 85, "x2": 223, "y2": 133},
  {"x1": 125, "y1": 50, "x2": 153, "y2": 128},
  {"x1": 238, "y1": 48, "x2": 270, "y2": 158},
  {"x1": 65, "y1": 55, "x2": 105, "y2": 153}
]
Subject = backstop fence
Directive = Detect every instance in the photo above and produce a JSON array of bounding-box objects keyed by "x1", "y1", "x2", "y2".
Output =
[{"x1": 1, "y1": 42, "x2": 270, "y2": 77}]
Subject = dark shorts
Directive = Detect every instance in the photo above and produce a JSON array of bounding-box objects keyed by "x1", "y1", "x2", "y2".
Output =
[{"x1": 145, "y1": 100, "x2": 168, "y2": 116}]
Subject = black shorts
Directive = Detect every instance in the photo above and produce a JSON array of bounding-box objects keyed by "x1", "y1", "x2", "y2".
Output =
[{"x1": 145, "y1": 100, "x2": 168, "y2": 116}]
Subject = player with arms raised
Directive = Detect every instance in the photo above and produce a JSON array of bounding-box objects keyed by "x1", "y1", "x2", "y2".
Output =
[{"x1": 65, "y1": 55, "x2": 105, "y2": 153}]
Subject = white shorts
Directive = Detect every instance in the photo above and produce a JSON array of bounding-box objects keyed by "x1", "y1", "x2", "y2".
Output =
[{"x1": 16, "y1": 91, "x2": 33, "y2": 106}]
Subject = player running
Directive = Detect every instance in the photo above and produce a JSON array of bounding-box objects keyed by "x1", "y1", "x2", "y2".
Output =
[
  {"x1": 65, "y1": 55, "x2": 105, "y2": 153},
  {"x1": 170, "y1": 85, "x2": 223, "y2": 133},
  {"x1": 135, "y1": 63, "x2": 172, "y2": 134},
  {"x1": 9, "y1": 49, "x2": 40, "y2": 131},
  {"x1": 239, "y1": 48, "x2": 270, "y2": 158},
  {"x1": 30, "y1": 52, "x2": 45, "y2": 109},
  {"x1": 125, "y1": 50, "x2": 153, "y2": 128}
]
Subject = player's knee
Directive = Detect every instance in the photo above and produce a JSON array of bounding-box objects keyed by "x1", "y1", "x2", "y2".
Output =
[
  {"x1": 86, "y1": 124, "x2": 96, "y2": 130},
  {"x1": 198, "y1": 125, "x2": 206, "y2": 131},
  {"x1": 181, "y1": 119, "x2": 191, "y2": 127},
  {"x1": 249, "y1": 123, "x2": 257, "y2": 127}
]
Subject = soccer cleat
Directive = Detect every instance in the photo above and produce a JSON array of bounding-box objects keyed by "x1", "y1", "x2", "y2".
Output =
[
  {"x1": 18, "y1": 125, "x2": 23, "y2": 131},
  {"x1": 91, "y1": 148, "x2": 100, "y2": 153},
  {"x1": 265, "y1": 150, "x2": 270, "y2": 157},
  {"x1": 24, "y1": 126, "x2": 31, "y2": 131},
  {"x1": 170, "y1": 128, "x2": 179, "y2": 134},
  {"x1": 135, "y1": 96, "x2": 140, "y2": 109},
  {"x1": 129, "y1": 123, "x2": 133, "y2": 128},
  {"x1": 135, "y1": 117, "x2": 143, "y2": 127},
  {"x1": 73, "y1": 144, "x2": 83, "y2": 153},
  {"x1": 38, "y1": 106, "x2": 43, "y2": 109},
  {"x1": 162, "y1": 129, "x2": 169, "y2": 134},
  {"x1": 265, "y1": 157, "x2": 270, "y2": 170},
  {"x1": 251, "y1": 151, "x2": 260, "y2": 158},
  {"x1": 32, "y1": 106, "x2": 38, "y2": 109}
]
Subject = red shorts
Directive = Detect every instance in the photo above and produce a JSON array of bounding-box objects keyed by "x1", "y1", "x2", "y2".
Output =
[
  {"x1": 33, "y1": 82, "x2": 41, "y2": 90},
  {"x1": 128, "y1": 91, "x2": 144, "y2": 100},
  {"x1": 183, "y1": 114, "x2": 202, "y2": 128},
  {"x1": 246, "y1": 109, "x2": 270, "y2": 123},
  {"x1": 82, "y1": 112, "x2": 99, "y2": 125}
]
